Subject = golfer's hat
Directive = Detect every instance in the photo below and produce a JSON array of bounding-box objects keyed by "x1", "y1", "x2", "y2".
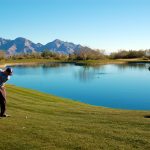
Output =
[{"x1": 6, "y1": 67, "x2": 13, "y2": 75}]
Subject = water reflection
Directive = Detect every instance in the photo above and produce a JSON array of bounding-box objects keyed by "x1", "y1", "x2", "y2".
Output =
[
  {"x1": 13, "y1": 62, "x2": 67, "y2": 68},
  {"x1": 12, "y1": 62, "x2": 150, "y2": 80},
  {"x1": 8, "y1": 62, "x2": 150, "y2": 110},
  {"x1": 116, "y1": 63, "x2": 150, "y2": 71},
  {"x1": 74, "y1": 65, "x2": 107, "y2": 82},
  {"x1": 73, "y1": 63, "x2": 150, "y2": 82},
  {"x1": 12, "y1": 62, "x2": 68, "y2": 75},
  {"x1": 41, "y1": 63, "x2": 69, "y2": 74},
  {"x1": 42, "y1": 62, "x2": 68, "y2": 68}
]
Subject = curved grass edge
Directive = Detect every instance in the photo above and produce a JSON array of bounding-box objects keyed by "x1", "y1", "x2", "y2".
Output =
[{"x1": 1, "y1": 84, "x2": 149, "y2": 150}]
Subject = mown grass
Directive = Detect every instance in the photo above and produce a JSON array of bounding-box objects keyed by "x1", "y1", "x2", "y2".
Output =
[{"x1": 0, "y1": 84, "x2": 149, "y2": 150}]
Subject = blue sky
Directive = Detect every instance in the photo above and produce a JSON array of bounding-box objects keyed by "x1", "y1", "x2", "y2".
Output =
[{"x1": 0, "y1": 0, "x2": 150, "y2": 53}]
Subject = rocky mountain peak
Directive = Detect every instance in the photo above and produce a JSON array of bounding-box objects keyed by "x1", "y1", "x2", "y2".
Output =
[{"x1": 0, "y1": 37, "x2": 81, "y2": 55}]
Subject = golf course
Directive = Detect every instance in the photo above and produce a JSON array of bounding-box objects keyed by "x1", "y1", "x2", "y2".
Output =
[
  {"x1": 0, "y1": 84, "x2": 149, "y2": 150},
  {"x1": 1, "y1": 0, "x2": 150, "y2": 149}
]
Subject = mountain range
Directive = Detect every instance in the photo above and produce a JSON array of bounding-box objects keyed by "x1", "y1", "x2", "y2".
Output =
[{"x1": 0, "y1": 37, "x2": 81, "y2": 55}]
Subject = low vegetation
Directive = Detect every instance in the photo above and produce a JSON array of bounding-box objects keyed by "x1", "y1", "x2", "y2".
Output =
[
  {"x1": 1, "y1": 47, "x2": 150, "y2": 63},
  {"x1": 0, "y1": 85, "x2": 149, "y2": 150},
  {"x1": 109, "y1": 50, "x2": 149, "y2": 59},
  {"x1": 0, "y1": 46, "x2": 150, "y2": 66}
]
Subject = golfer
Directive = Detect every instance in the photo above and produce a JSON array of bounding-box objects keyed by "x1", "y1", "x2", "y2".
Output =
[{"x1": 0, "y1": 67, "x2": 13, "y2": 117}]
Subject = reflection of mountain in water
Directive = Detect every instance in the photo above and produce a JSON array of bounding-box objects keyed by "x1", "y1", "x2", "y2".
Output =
[{"x1": 12, "y1": 63, "x2": 68, "y2": 75}]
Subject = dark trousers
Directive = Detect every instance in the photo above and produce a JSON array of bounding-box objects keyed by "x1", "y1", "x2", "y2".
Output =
[{"x1": 0, "y1": 87, "x2": 6, "y2": 116}]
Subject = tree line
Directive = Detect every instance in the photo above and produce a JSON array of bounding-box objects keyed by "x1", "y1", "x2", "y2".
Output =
[
  {"x1": 110, "y1": 50, "x2": 150, "y2": 59},
  {"x1": 0, "y1": 48, "x2": 150, "y2": 61}
]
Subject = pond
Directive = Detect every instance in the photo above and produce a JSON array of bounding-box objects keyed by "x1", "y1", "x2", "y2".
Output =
[{"x1": 7, "y1": 62, "x2": 150, "y2": 110}]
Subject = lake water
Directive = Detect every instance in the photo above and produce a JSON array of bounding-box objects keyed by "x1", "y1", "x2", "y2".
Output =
[{"x1": 8, "y1": 62, "x2": 150, "y2": 110}]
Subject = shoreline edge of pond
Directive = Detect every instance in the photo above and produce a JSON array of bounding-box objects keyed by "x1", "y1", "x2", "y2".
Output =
[{"x1": 1, "y1": 58, "x2": 150, "y2": 68}]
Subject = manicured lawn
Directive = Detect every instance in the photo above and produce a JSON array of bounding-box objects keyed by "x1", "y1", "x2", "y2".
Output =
[{"x1": 0, "y1": 85, "x2": 149, "y2": 150}]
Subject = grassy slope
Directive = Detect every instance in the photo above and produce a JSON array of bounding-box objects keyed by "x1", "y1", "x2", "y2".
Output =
[{"x1": 0, "y1": 85, "x2": 149, "y2": 150}]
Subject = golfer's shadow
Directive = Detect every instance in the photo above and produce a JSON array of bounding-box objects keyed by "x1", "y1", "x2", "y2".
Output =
[{"x1": 144, "y1": 115, "x2": 150, "y2": 118}]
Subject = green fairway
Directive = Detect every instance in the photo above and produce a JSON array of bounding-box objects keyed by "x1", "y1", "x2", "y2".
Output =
[{"x1": 0, "y1": 85, "x2": 149, "y2": 150}]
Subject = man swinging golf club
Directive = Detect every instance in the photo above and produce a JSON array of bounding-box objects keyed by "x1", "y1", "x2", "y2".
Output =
[{"x1": 0, "y1": 67, "x2": 13, "y2": 117}]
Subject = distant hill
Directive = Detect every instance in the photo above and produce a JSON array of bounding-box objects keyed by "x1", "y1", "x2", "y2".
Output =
[
  {"x1": 0, "y1": 37, "x2": 81, "y2": 55},
  {"x1": 42, "y1": 39, "x2": 81, "y2": 54}
]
